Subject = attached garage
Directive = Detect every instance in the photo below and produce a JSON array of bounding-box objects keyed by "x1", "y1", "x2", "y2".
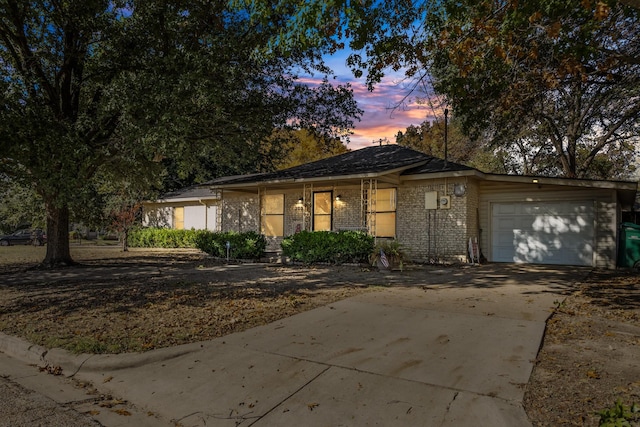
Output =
[
  {"x1": 480, "y1": 176, "x2": 638, "y2": 269},
  {"x1": 491, "y1": 201, "x2": 594, "y2": 266}
]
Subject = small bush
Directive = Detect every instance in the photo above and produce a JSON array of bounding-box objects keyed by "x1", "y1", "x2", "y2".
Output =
[
  {"x1": 597, "y1": 400, "x2": 640, "y2": 426},
  {"x1": 370, "y1": 240, "x2": 407, "y2": 270},
  {"x1": 194, "y1": 231, "x2": 266, "y2": 260},
  {"x1": 128, "y1": 229, "x2": 266, "y2": 260},
  {"x1": 281, "y1": 231, "x2": 374, "y2": 264}
]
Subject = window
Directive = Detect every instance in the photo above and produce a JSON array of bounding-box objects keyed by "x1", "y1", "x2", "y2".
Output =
[
  {"x1": 373, "y1": 188, "x2": 396, "y2": 238},
  {"x1": 174, "y1": 207, "x2": 184, "y2": 230},
  {"x1": 261, "y1": 194, "x2": 284, "y2": 237},
  {"x1": 313, "y1": 192, "x2": 332, "y2": 231}
]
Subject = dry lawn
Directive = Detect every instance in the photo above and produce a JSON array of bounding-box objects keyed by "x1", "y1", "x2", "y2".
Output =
[{"x1": 0, "y1": 245, "x2": 373, "y2": 353}]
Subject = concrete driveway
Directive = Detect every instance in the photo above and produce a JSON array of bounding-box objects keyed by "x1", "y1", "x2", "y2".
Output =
[{"x1": 1, "y1": 263, "x2": 587, "y2": 426}]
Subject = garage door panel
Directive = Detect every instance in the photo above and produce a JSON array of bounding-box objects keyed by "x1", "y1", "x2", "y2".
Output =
[{"x1": 492, "y1": 202, "x2": 594, "y2": 266}]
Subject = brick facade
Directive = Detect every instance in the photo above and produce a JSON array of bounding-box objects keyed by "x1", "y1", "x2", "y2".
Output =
[
  {"x1": 221, "y1": 192, "x2": 259, "y2": 234},
  {"x1": 220, "y1": 180, "x2": 478, "y2": 262},
  {"x1": 396, "y1": 178, "x2": 477, "y2": 263}
]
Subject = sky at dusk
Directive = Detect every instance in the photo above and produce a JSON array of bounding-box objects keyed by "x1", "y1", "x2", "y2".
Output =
[{"x1": 321, "y1": 51, "x2": 442, "y2": 150}]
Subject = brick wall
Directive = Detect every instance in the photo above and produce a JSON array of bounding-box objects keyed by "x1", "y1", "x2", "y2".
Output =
[
  {"x1": 221, "y1": 180, "x2": 478, "y2": 262},
  {"x1": 397, "y1": 178, "x2": 475, "y2": 263},
  {"x1": 221, "y1": 191, "x2": 259, "y2": 234}
]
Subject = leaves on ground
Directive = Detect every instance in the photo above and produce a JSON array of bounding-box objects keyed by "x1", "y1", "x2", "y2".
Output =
[
  {"x1": 0, "y1": 253, "x2": 371, "y2": 354},
  {"x1": 524, "y1": 270, "x2": 640, "y2": 427}
]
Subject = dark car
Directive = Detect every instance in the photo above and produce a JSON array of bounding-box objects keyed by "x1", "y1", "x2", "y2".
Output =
[{"x1": 0, "y1": 229, "x2": 47, "y2": 246}]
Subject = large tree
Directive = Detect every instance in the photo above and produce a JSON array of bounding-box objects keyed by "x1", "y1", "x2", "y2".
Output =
[
  {"x1": 240, "y1": 0, "x2": 639, "y2": 179},
  {"x1": 0, "y1": 0, "x2": 360, "y2": 266},
  {"x1": 425, "y1": 0, "x2": 640, "y2": 179}
]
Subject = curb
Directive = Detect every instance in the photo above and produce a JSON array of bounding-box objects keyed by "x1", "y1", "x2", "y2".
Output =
[
  {"x1": 0, "y1": 332, "x2": 48, "y2": 366},
  {"x1": 0, "y1": 332, "x2": 204, "y2": 377}
]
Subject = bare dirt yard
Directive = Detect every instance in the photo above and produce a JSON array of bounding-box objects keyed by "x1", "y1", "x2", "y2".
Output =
[
  {"x1": 0, "y1": 244, "x2": 639, "y2": 426},
  {"x1": 524, "y1": 270, "x2": 640, "y2": 426}
]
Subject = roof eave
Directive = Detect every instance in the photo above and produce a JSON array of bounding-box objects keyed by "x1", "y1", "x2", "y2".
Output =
[
  {"x1": 211, "y1": 160, "x2": 429, "y2": 189},
  {"x1": 483, "y1": 174, "x2": 638, "y2": 191},
  {"x1": 145, "y1": 196, "x2": 220, "y2": 204},
  {"x1": 401, "y1": 169, "x2": 484, "y2": 181}
]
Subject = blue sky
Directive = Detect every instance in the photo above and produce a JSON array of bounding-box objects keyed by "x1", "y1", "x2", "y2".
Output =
[{"x1": 320, "y1": 49, "x2": 442, "y2": 150}]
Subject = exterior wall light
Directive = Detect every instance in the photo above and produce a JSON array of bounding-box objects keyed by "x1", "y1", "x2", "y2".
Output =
[{"x1": 335, "y1": 195, "x2": 342, "y2": 201}]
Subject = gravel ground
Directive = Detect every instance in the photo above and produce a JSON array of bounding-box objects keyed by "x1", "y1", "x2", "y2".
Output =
[{"x1": 0, "y1": 377, "x2": 100, "y2": 427}]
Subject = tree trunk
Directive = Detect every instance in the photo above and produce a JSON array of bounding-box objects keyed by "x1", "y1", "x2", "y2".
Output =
[
  {"x1": 122, "y1": 229, "x2": 129, "y2": 252},
  {"x1": 42, "y1": 202, "x2": 74, "y2": 268}
]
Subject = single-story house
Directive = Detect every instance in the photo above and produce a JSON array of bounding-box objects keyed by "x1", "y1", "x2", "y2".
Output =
[{"x1": 143, "y1": 145, "x2": 638, "y2": 268}]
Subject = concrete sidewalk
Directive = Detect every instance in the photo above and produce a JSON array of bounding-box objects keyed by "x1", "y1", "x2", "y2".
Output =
[{"x1": 0, "y1": 267, "x2": 580, "y2": 426}]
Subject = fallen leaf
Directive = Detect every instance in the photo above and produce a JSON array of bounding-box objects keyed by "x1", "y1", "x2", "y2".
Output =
[
  {"x1": 308, "y1": 402, "x2": 319, "y2": 411},
  {"x1": 586, "y1": 369, "x2": 600, "y2": 379}
]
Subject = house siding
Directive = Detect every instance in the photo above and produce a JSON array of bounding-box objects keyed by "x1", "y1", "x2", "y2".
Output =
[
  {"x1": 397, "y1": 178, "x2": 475, "y2": 263},
  {"x1": 478, "y1": 182, "x2": 619, "y2": 268},
  {"x1": 221, "y1": 191, "x2": 260, "y2": 234}
]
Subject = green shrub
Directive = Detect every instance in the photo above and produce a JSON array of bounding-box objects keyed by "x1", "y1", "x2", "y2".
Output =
[
  {"x1": 597, "y1": 400, "x2": 640, "y2": 426},
  {"x1": 128, "y1": 229, "x2": 266, "y2": 260},
  {"x1": 128, "y1": 228, "x2": 202, "y2": 248},
  {"x1": 370, "y1": 240, "x2": 407, "y2": 270},
  {"x1": 281, "y1": 230, "x2": 374, "y2": 264},
  {"x1": 194, "y1": 230, "x2": 266, "y2": 260}
]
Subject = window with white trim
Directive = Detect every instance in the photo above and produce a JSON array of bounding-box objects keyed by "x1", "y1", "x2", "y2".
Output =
[
  {"x1": 261, "y1": 194, "x2": 284, "y2": 237},
  {"x1": 374, "y1": 188, "x2": 396, "y2": 238}
]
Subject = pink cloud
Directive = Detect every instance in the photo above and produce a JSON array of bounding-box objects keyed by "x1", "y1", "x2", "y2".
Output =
[
  {"x1": 311, "y1": 54, "x2": 444, "y2": 150},
  {"x1": 347, "y1": 78, "x2": 442, "y2": 149},
  {"x1": 297, "y1": 52, "x2": 447, "y2": 150}
]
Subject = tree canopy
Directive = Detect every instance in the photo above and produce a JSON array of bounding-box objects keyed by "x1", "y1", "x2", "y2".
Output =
[
  {"x1": 0, "y1": 0, "x2": 361, "y2": 266},
  {"x1": 241, "y1": 0, "x2": 639, "y2": 179},
  {"x1": 426, "y1": 0, "x2": 639, "y2": 179},
  {"x1": 395, "y1": 116, "x2": 510, "y2": 174}
]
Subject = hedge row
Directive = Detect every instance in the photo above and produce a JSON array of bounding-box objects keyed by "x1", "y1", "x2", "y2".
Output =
[
  {"x1": 128, "y1": 228, "x2": 202, "y2": 248},
  {"x1": 281, "y1": 230, "x2": 374, "y2": 264},
  {"x1": 129, "y1": 228, "x2": 376, "y2": 264},
  {"x1": 128, "y1": 228, "x2": 266, "y2": 260}
]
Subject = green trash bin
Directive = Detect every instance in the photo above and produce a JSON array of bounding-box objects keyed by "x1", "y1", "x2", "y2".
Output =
[{"x1": 618, "y1": 222, "x2": 640, "y2": 268}]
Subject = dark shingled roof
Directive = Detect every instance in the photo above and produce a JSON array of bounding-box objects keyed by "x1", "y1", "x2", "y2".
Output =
[
  {"x1": 401, "y1": 156, "x2": 475, "y2": 175},
  {"x1": 159, "y1": 184, "x2": 220, "y2": 200},
  {"x1": 208, "y1": 145, "x2": 474, "y2": 187}
]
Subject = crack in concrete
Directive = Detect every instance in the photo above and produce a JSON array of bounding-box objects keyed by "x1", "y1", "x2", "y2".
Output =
[
  {"x1": 247, "y1": 365, "x2": 332, "y2": 426},
  {"x1": 441, "y1": 391, "x2": 459, "y2": 424}
]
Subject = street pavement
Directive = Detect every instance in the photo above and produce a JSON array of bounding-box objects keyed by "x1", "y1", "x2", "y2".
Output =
[{"x1": 0, "y1": 264, "x2": 586, "y2": 426}]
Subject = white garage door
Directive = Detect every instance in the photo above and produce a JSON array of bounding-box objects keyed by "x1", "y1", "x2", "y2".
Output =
[{"x1": 491, "y1": 201, "x2": 594, "y2": 266}]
